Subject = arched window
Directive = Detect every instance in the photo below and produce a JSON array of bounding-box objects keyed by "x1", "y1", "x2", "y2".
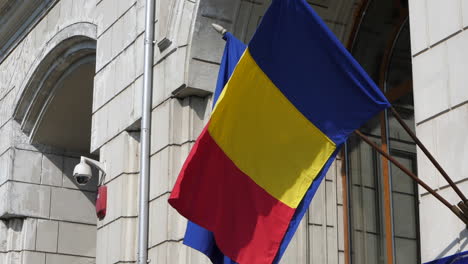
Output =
[{"x1": 346, "y1": 0, "x2": 419, "y2": 263}]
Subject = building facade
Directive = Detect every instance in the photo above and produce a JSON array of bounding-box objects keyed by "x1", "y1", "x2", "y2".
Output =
[{"x1": 0, "y1": 0, "x2": 466, "y2": 263}]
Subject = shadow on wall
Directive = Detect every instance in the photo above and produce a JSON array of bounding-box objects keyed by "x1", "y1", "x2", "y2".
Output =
[{"x1": 431, "y1": 229, "x2": 468, "y2": 262}]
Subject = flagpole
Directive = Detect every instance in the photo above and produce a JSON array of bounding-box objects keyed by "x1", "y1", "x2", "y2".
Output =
[
  {"x1": 137, "y1": 0, "x2": 155, "y2": 263},
  {"x1": 355, "y1": 130, "x2": 468, "y2": 225},
  {"x1": 389, "y1": 106, "x2": 468, "y2": 204}
]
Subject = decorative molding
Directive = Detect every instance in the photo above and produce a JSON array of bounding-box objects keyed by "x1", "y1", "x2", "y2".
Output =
[
  {"x1": 0, "y1": 0, "x2": 57, "y2": 63},
  {"x1": 13, "y1": 23, "x2": 97, "y2": 138}
]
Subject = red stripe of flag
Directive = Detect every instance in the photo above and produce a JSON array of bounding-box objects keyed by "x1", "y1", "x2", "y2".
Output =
[{"x1": 169, "y1": 126, "x2": 295, "y2": 264}]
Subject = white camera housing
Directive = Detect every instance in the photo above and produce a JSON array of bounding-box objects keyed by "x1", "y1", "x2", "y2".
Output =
[{"x1": 73, "y1": 156, "x2": 106, "y2": 186}]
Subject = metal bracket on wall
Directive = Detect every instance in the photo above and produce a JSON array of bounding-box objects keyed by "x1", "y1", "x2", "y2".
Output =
[{"x1": 356, "y1": 106, "x2": 468, "y2": 226}]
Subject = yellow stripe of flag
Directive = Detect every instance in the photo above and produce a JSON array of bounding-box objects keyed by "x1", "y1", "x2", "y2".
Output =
[{"x1": 208, "y1": 49, "x2": 336, "y2": 208}]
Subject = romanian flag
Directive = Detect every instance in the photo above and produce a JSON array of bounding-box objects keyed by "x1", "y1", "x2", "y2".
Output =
[{"x1": 169, "y1": 0, "x2": 390, "y2": 263}]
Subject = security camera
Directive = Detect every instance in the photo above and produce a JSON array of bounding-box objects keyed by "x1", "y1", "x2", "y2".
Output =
[{"x1": 73, "y1": 157, "x2": 106, "y2": 186}]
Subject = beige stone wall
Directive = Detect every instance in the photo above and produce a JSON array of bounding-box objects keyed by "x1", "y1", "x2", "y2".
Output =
[
  {"x1": 0, "y1": 0, "x2": 361, "y2": 263},
  {"x1": 0, "y1": 0, "x2": 99, "y2": 263},
  {"x1": 145, "y1": 0, "x2": 358, "y2": 263},
  {"x1": 409, "y1": 0, "x2": 468, "y2": 262}
]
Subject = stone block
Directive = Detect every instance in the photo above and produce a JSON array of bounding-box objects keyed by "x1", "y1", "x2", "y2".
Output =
[
  {"x1": 45, "y1": 253, "x2": 94, "y2": 264},
  {"x1": 36, "y1": 219, "x2": 58, "y2": 253},
  {"x1": 96, "y1": 0, "x2": 118, "y2": 36},
  {"x1": 93, "y1": 59, "x2": 116, "y2": 111},
  {"x1": 95, "y1": 223, "x2": 108, "y2": 264},
  {"x1": 106, "y1": 83, "x2": 136, "y2": 139},
  {"x1": 463, "y1": 1, "x2": 468, "y2": 28},
  {"x1": 92, "y1": 80, "x2": 141, "y2": 152},
  {"x1": 22, "y1": 252, "x2": 45, "y2": 264},
  {"x1": 115, "y1": 0, "x2": 135, "y2": 18},
  {"x1": 167, "y1": 198, "x2": 187, "y2": 241},
  {"x1": 408, "y1": 0, "x2": 429, "y2": 55},
  {"x1": 57, "y1": 222, "x2": 96, "y2": 257},
  {"x1": 183, "y1": 96, "x2": 209, "y2": 142},
  {"x1": 325, "y1": 180, "x2": 337, "y2": 227},
  {"x1": 152, "y1": 59, "x2": 169, "y2": 106},
  {"x1": 132, "y1": 76, "x2": 143, "y2": 120},
  {"x1": 170, "y1": 98, "x2": 187, "y2": 145},
  {"x1": 59, "y1": 0, "x2": 74, "y2": 27},
  {"x1": 47, "y1": 1, "x2": 61, "y2": 34},
  {"x1": 6, "y1": 219, "x2": 23, "y2": 252},
  {"x1": 121, "y1": 4, "x2": 138, "y2": 45},
  {"x1": 4, "y1": 252, "x2": 21, "y2": 264},
  {"x1": 0, "y1": 149, "x2": 13, "y2": 185},
  {"x1": 104, "y1": 217, "x2": 138, "y2": 263},
  {"x1": 177, "y1": 1, "x2": 196, "y2": 46},
  {"x1": 91, "y1": 101, "x2": 109, "y2": 152},
  {"x1": 0, "y1": 220, "x2": 6, "y2": 252},
  {"x1": 447, "y1": 32, "x2": 468, "y2": 107},
  {"x1": 114, "y1": 44, "x2": 137, "y2": 97},
  {"x1": 337, "y1": 205, "x2": 345, "y2": 251},
  {"x1": 151, "y1": 100, "x2": 171, "y2": 154},
  {"x1": 135, "y1": 35, "x2": 144, "y2": 78},
  {"x1": 150, "y1": 144, "x2": 190, "y2": 200},
  {"x1": 32, "y1": 13, "x2": 49, "y2": 54},
  {"x1": 335, "y1": 159, "x2": 344, "y2": 206},
  {"x1": 41, "y1": 154, "x2": 63, "y2": 187},
  {"x1": 136, "y1": 0, "x2": 146, "y2": 35},
  {"x1": 22, "y1": 218, "x2": 37, "y2": 251},
  {"x1": 149, "y1": 195, "x2": 169, "y2": 247},
  {"x1": 0, "y1": 121, "x2": 12, "y2": 155},
  {"x1": 13, "y1": 149, "x2": 41, "y2": 184},
  {"x1": 165, "y1": 46, "x2": 189, "y2": 95},
  {"x1": 238, "y1": 2, "x2": 268, "y2": 43},
  {"x1": 339, "y1": 251, "x2": 345, "y2": 264},
  {"x1": 412, "y1": 42, "x2": 449, "y2": 123},
  {"x1": 232, "y1": 2, "x2": 252, "y2": 41},
  {"x1": 96, "y1": 27, "x2": 113, "y2": 72},
  {"x1": 187, "y1": 58, "x2": 219, "y2": 95},
  {"x1": 100, "y1": 132, "x2": 139, "y2": 182},
  {"x1": 327, "y1": 226, "x2": 338, "y2": 263},
  {"x1": 419, "y1": 180, "x2": 468, "y2": 262},
  {"x1": 197, "y1": 0, "x2": 239, "y2": 26},
  {"x1": 156, "y1": 0, "x2": 177, "y2": 50},
  {"x1": 309, "y1": 225, "x2": 326, "y2": 264},
  {"x1": 186, "y1": 245, "x2": 213, "y2": 264},
  {"x1": 281, "y1": 216, "x2": 307, "y2": 263},
  {"x1": 149, "y1": 241, "x2": 207, "y2": 264},
  {"x1": 426, "y1": 0, "x2": 461, "y2": 45},
  {"x1": 150, "y1": 147, "x2": 170, "y2": 199},
  {"x1": 0, "y1": 184, "x2": 7, "y2": 217},
  {"x1": 70, "y1": 0, "x2": 95, "y2": 22},
  {"x1": 325, "y1": 158, "x2": 337, "y2": 181},
  {"x1": 2, "y1": 182, "x2": 51, "y2": 219},
  {"x1": 191, "y1": 15, "x2": 226, "y2": 63},
  {"x1": 111, "y1": 6, "x2": 137, "y2": 58},
  {"x1": 309, "y1": 180, "x2": 325, "y2": 225},
  {"x1": 50, "y1": 187, "x2": 96, "y2": 225},
  {"x1": 155, "y1": 48, "x2": 192, "y2": 100},
  {"x1": 151, "y1": 97, "x2": 208, "y2": 155},
  {"x1": 415, "y1": 121, "x2": 439, "y2": 192},
  {"x1": 148, "y1": 243, "x2": 169, "y2": 264},
  {"x1": 434, "y1": 105, "x2": 468, "y2": 184}
]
